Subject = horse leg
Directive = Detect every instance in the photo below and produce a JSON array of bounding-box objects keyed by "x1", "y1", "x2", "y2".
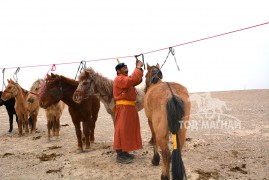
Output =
[
  {"x1": 47, "y1": 119, "x2": 52, "y2": 139},
  {"x1": 8, "y1": 112, "x2": 13, "y2": 133},
  {"x1": 52, "y1": 117, "x2": 56, "y2": 136},
  {"x1": 83, "y1": 121, "x2": 91, "y2": 150},
  {"x1": 150, "y1": 120, "x2": 160, "y2": 166},
  {"x1": 157, "y1": 136, "x2": 171, "y2": 180},
  {"x1": 74, "y1": 123, "x2": 83, "y2": 152},
  {"x1": 151, "y1": 138, "x2": 160, "y2": 166},
  {"x1": 55, "y1": 117, "x2": 60, "y2": 136},
  {"x1": 31, "y1": 113, "x2": 37, "y2": 133},
  {"x1": 23, "y1": 112, "x2": 29, "y2": 134},
  {"x1": 148, "y1": 119, "x2": 155, "y2": 145},
  {"x1": 15, "y1": 114, "x2": 18, "y2": 128},
  {"x1": 90, "y1": 113, "x2": 98, "y2": 143},
  {"x1": 18, "y1": 114, "x2": 23, "y2": 136},
  {"x1": 179, "y1": 106, "x2": 191, "y2": 152}
]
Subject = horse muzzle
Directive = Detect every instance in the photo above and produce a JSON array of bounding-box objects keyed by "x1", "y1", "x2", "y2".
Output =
[{"x1": 73, "y1": 90, "x2": 83, "y2": 103}]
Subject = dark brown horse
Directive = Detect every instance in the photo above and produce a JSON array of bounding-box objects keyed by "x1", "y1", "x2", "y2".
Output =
[
  {"x1": 144, "y1": 63, "x2": 190, "y2": 180},
  {"x1": 39, "y1": 73, "x2": 100, "y2": 152}
]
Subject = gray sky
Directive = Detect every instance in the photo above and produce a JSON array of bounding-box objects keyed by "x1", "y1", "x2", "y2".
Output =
[{"x1": 0, "y1": 0, "x2": 268, "y2": 92}]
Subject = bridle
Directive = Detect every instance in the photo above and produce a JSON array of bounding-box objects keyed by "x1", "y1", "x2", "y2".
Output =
[
  {"x1": 149, "y1": 66, "x2": 163, "y2": 85},
  {"x1": 3, "y1": 83, "x2": 19, "y2": 95},
  {"x1": 42, "y1": 77, "x2": 63, "y2": 99},
  {"x1": 74, "y1": 79, "x2": 94, "y2": 98}
]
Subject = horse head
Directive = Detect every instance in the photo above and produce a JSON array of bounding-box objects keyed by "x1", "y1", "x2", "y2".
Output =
[
  {"x1": 73, "y1": 68, "x2": 97, "y2": 103},
  {"x1": 39, "y1": 73, "x2": 63, "y2": 108},
  {"x1": 1, "y1": 79, "x2": 19, "y2": 101},
  {"x1": 145, "y1": 63, "x2": 163, "y2": 92}
]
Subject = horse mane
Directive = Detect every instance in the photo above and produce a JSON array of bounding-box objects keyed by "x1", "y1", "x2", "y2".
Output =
[
  {"x1": 59, "y1": 75, "x2": 79, "y2": 87},
  {"x1": 30, "y1": 79, "x2": 44, "y2": 92},
  {"x1": 81, "y1": 67, "x2": 113, "y2": 98}
]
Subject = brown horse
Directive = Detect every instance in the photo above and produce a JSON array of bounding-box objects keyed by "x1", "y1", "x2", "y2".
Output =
[
  {"x1": 72, "y1": 67, "x2": 145, "y2": 122},
  {"x1": 1, "y1": 79, "x2": 30, "y2": 136},
  {"x1": 39, "y1": 73, "x2": 100, "y2": 152},
  {"x1": 144, "y1": 63, "x2": 190, "y2": 180}
]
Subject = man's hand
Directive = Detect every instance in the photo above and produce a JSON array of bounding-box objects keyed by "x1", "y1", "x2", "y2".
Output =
[{"x1": 136, "y1": 60, "x2": 144, "y2": 69}]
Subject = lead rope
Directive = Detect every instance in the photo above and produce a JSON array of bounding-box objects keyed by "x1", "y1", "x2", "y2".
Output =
[
  {"x1": 2, "y1": 68, "x2": 6, "y2": 91},
  {"x1": 13, "y1": 67, "x2": 20, "y2": 83},
  {"x1": 150, "y1": 47, "x2": 180, "y2": 83},
  {"x1": 74, "y1": 60, "x2": 86, "y2": 80}
]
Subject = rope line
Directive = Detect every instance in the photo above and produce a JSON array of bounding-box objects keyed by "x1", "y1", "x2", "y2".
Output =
[{"x1": 0, "y1": 22, "x2": 268, "y2": 70}]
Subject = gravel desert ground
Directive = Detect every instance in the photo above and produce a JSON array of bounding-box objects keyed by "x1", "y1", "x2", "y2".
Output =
[{"x1": 0, "y1": 89, "x2": 268, "y2": 180}]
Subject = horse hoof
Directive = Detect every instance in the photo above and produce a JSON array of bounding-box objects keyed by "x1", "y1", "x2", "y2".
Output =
[
  {"x1": 76, "y1": 149, "x2": 83, "y2": 153},
  {"x1": 152, "y1": 153, "x2": 160, "y2": 166},
  {"x1": 83, "y1": 148, "x2": 92, "y2": 152},
  {"x1": 148, "y1": 138, "x2": 154, "y2": 145},
  {"x1": 161, "y1": 175, "x2": 169, "y2": 180}
]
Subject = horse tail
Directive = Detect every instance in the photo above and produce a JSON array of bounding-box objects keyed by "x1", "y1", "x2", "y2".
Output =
[{"x1": 166, "y1": 82, "x2": 187, "y2": 180}]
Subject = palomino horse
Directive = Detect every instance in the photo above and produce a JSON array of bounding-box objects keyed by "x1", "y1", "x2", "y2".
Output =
[
  {"x1": 45, "y1": 101, "x2": 65, "y2": 139},
  {"x1": 27, "y1": 79, "x2": 66, "y2": 139},
  {"x1": 72, "y1": 67, "x2": 145, "y2": 122},
  {"x1": 26, "y1": 79, "x2": 43, "y2": 133},
  {"x1": 1, "y1": 79, "x2": 30, "y2": 136},
  {"x1": 39, "y1": 73, "x2": 100, "y2": 152},
  {"x1": 144, "y1": 63, "x2": 190, "y2": 180}
]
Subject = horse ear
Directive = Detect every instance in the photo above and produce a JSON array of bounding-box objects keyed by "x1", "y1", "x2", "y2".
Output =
[
  {"x1": 9, "y1": 79, "x2": 15, "y2": 83},
  {"x1": 147, "y1": 63, "x2": 151, "y2": 70},
  {"x1": 156, "y1": 63, "x2": 160, "y2": 69}
]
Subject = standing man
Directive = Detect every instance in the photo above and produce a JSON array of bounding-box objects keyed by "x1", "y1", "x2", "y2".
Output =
[{"x1": 113, "y1": 59, "x2": 144, "y2": 164}]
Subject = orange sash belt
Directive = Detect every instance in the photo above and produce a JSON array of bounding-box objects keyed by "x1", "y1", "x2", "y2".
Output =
[
  {"x1": 115, "y1": 100, "x2": 136, "y2": 106},
  {"x1": 113, "y1": 100, "x2": 136, "y2": 112}
]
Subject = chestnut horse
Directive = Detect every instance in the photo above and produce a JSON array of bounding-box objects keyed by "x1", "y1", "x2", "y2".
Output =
[
  {"x1": 72, "y1": 67, "x2": 145, "y2": 122},
  {"x1": 144, "y1": 63, "x2": 190, "y2": 180},
  {"x1": 1, "y1": 79, "x2": 30, "y2": 136},
  {"x1": 39, "y1": 73, "x2": 100, "y2": 152}
]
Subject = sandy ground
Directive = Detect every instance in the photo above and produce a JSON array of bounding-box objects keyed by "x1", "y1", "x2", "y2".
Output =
[{"x1": 0, "y1": 89, "x2": 268, "y2": 180}]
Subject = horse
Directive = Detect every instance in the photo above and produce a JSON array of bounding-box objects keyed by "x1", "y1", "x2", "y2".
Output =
[
  {"x1": 39, "y1": 73, "x2": 100, "y2": 152},
  {"x1": 72, "y1": 67, "x2": 145, "y2": 122},
  {"x1": 144, "y1": 63, "x2": 190, "y2": 180},
  {"x1": 45, "y1": 101, "x2": 65, "y2": 139},
  {"x1": 27, "y1": 79, "x2": 66, "y2": 139},
  {"x1": 1, "y1": 79, "x2": 30, "y2": 136},
  {"x1": 26, "y1": 79, "x2": 43, "y2": 133},
  {"x1": 0, "y1": 91, "x2": 18, "y2": 132}
]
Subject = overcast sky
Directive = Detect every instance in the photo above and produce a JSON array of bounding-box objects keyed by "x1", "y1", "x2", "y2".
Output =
[{"x1": 0, "y1": 0, "x2": 268, "y2": 92}]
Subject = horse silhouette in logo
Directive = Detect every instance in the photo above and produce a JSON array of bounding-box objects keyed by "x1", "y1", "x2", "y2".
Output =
[{"x1": 190, "y1": 92, "x2": 231, "y2": 118}]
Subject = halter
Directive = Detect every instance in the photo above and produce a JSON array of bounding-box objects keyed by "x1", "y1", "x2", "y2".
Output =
[
  {"x1": 149, "y1": 66, "x2": 163, "y2": 85},
  {"x1": 43, "y1": 76, "x2": 63, "y2": 99}
]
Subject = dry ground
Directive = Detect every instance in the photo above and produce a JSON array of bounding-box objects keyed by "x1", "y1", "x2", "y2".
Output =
[{"x1": 0, "y1": 89, "x2": 268, "y2": 180}]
